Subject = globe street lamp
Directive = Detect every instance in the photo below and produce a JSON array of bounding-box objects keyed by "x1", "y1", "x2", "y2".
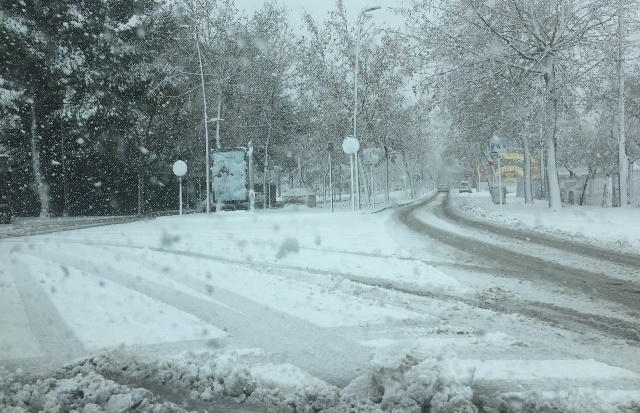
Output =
[
  {"x1": 172, "y1": 160, "x2": 188, "y2": 215},
  {"x1": 354, "y1": 5, "x2": 380, "y2": 209}
]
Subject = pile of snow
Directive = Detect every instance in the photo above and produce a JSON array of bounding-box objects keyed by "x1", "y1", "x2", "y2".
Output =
[
  {"x1": 456, "y1": 202, "x2": 528, "y2": 230},
  {"x1": 480, "y1": 389, "x2": 640, "y2": 413},
  {"x1": 3, "y1": 347, "x2": 640, "y2": 413},
  {"x1": 343, "y1": 347, "x2": 477, "y2": 413},
  {"x1": 0, "y1": 367, "x2": 189, "y2": 413},
  {"x1": 61, "y1": 347, "x2": 339, "y2": 412},
  {"x1": 1, "y1": 346, "x2": 479, "y2": 413}
]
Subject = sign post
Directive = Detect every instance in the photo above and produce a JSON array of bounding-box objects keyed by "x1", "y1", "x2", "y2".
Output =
[{"x1": 172, "y1": 160, "x2": 188, "y2": 215}]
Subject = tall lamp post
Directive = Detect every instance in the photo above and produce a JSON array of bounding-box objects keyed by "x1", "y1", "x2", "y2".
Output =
[
  {"x1": 181, "y1": 24, "x2": 211, "y2": 213},
  {"x1": 353, "y1": 5, "x2": 380, "y2": 209}
]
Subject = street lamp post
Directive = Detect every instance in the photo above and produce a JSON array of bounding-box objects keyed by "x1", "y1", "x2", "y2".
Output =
[
  {"x1": 181, "y1": 24, "x2": 211, "y2": 213},
  {"x1": 343, "y1": 137, "x2": 360, "y2": 211},
  {"x1": 195, "y1": 32, "x2": 212, "y2": 214},
  {"x1": 353, "y1": 6, "x2": 380, "y2": 209}
]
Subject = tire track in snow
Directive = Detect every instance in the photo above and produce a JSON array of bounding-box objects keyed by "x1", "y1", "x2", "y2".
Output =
[
  {"x1": 10, "y1": 222, "x2": 640, "y2": 344},
  {"x1": 398, "y1": 197, "x2": 640, "y2": 311},
  {"x1": 16, "y1": 248, "x2": 372, "y2": 387},
  {"x1": 28, "y1": 226, "x2": 640, "y2": 344},
  {"x1": 3, "y1": 255, "x2": 88, "y2": 362},
  {"x1": 1, "y1": 234, "x2": 504, "y2": 277},
  {"x1": 393, "y1": 198, "x2": 640, "y2": 343},
  {"x1": 48, "y1": 236, "x2": 640, "y2": 345}
]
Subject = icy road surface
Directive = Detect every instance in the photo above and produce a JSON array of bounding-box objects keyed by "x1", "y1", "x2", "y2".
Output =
[{"x1": 1, "y1": 194, "x2": 639, "y2": 412}]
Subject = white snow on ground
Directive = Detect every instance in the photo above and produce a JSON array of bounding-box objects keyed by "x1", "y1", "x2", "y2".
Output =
[
  {"x1": 1, "y1": 190, "x2": 640, "y2": 412},
  {"x1": 409, "y1": 194, "x2": 640, "y2": 324},
  {"x1": 451, "y1": 190, "x2": 640, "y2": 256},
  {"x1": 0, "y1": 269, "x2": 43, "y2": 359},
  {"x1": 19, "y1": 255, "x2": 228, "y2": 351}
]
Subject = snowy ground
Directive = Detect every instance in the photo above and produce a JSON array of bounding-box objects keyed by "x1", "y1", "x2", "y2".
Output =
[
  {"x1": 1, "y1": 190, "x2": 639, "y2": 412},
  {"x1": 451, "y1": 189, "x2": 640, "y2": 257}
]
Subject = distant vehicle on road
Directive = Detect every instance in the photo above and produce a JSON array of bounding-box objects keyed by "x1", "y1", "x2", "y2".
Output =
[
  {"x1": 459, "y1": 181, "x2": 472, "y2": 193},
  {"x1": 437, "y1": 184, "x2": 449, "y2": 193}
]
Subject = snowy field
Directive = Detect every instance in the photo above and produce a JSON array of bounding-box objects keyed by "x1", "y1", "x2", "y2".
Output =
[{"x1": 1, "y1": 190, "x2": 640, "y2": 412}]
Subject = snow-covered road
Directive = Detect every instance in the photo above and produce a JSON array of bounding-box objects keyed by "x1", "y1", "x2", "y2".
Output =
[
  {"x1": 1, "y1": 195, "x2": 639, "y2": 412},
  {"x1": 397, "y1": 196, "x2": 640, "y2": 342}
]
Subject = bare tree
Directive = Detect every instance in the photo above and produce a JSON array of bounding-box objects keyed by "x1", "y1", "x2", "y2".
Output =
[{"x1": 404, "y1": 0, "x2": 624, "y2": 209}]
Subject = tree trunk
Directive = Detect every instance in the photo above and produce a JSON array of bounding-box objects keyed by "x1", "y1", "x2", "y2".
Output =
[
  {"x1": 617, "y1": 3, "x2": 629, "y2": 207},
  {"x1": 480, "y1": 148, "x2": 498, "y2": 198},
  {"x1": 263, "y1": 121, "x2": 271, "y2": 209},
  {"x1": 215, "y1": 88, "x2": 222, "y2": 149},
  {"x1": 579, "y1": 170, "x2": 590, "y2": 206},
  {"x1": 629, "y1": 159, "x2": 635, "y2": 206},
  {"x1": 480, "y1": 155, "x2": 494, "y2": 199},
  {"x1": 604, "y1": 173, "x2": 613, "y2": 208},
  {"x1": 338, "y1": 163, "x2": 342, "y2": 201},
  {"x1": 543, "y1": 61, "x2": 562, "y2": 209},
  {"x1": 522, "y1": 135, "x2": 533, "y2": 204},
  {"x1": 137, "y1": 167, "x2": 144, "y2": 215},
  {"x1": 384, "y1": 145, "x2": 390, "y2": 204},
  {"x1": 357, "y1": 153, "x2": 370, "y2": 206},
  {"x1": 136, "y1": 112, "x2": 155, "y2": 215},
  {"x1": 409, "y1": 169, "x2": 416, "y2": 198},
  {"x1": 539, "y1": 124, "x2": 546, "y2": 200},
  {"x1": 30, "y1": 95, "x2": 49, "y2": 217},
  {"x1": 402, "y1": 150, "x2": 408, "y2": 199}
]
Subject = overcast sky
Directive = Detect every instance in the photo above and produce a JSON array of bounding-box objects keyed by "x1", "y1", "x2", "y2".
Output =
[{"x1": 235, "y1": 0, "x2": 407, "y2": 31}]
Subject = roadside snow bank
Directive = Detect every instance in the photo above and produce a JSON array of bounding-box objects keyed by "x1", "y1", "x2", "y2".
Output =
[
  {"x1": 5, "y1": 347, "x2": 636, "y2": 412},
  {"x1": 1, "y1": 347, "x2": 477, "y2": 413},
  {"x1": 62, "y1": 347, "x2": 339, "y2": 412},
  {"x1": 480, "y1": 389, "x2": 640, "y2": 413},
  {"x1": 343, "y1": 347, "x2": 477, "y2": 413},
  {"x1": 452, "y1": 194, "x2": 640, "y2": 255},
  {"x1": 0, "y1": 367, "x2": 189, "y2": 412}
]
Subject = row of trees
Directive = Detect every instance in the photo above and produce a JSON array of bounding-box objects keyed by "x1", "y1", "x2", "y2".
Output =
[
  {"x1": 403, "y1": 0, "x2": 640, "y2": 208},
  {"x1": 1, "y1": 0, "x2": 435, "y2": 216},
  {"x1": 1, "y1": 0, "x2": 638, "y2": 216}
]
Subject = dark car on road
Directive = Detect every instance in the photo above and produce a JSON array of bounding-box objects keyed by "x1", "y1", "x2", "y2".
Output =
[{"x1": 437, "y1": 184, "x2": 449, "y2": 193}]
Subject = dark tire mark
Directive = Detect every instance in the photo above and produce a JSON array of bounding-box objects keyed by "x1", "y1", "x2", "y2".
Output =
[
  {"x1": 394, "y1": 197, "x2": 640, "y2": 312},
  {"x1": 391, "y1": 197, "x2": 640, "y2": 342},
  {"x1": 62, "y1": 238, "x2": 640, "y2": 344}
]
